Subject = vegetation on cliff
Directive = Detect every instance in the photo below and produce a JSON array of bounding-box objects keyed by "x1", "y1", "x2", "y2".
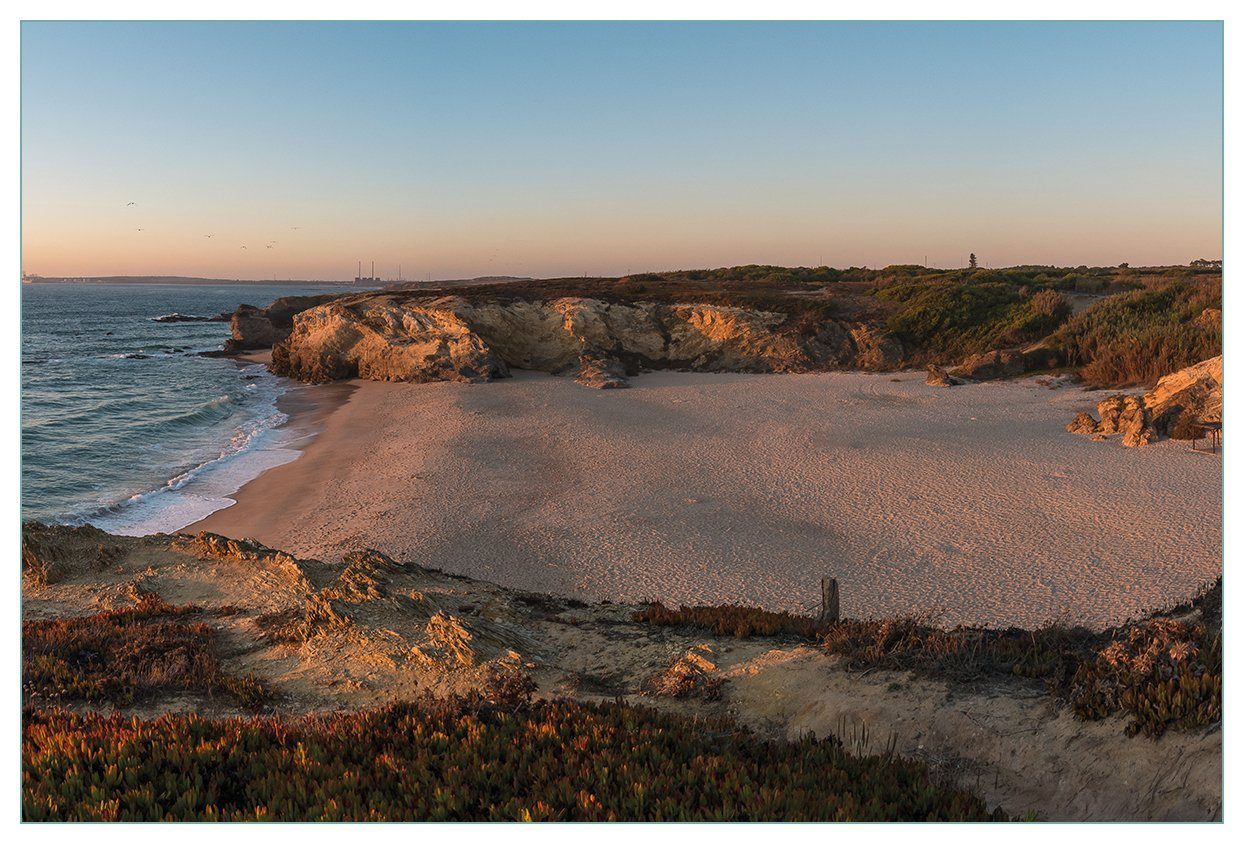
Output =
[
  {"x1": 240, "y1": 263, "x2": 1219, "y2": 389},
  {"x1": 1051, "y1": 277, "x2": 1222, "y2": 387},
  {"x1": 22, "y1": 695, "x2": 1004, "y2": 821},
  {"x1": 637, "y1": 578, "x2": 1221, "y2": 740},
  {"x1": 23, "y1": 593, "x2": 275, "y2": 710}
]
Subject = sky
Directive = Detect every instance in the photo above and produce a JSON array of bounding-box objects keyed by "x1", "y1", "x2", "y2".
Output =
[{"x1": 21, "y1": 21, "x2": 1223, "y2": 280}]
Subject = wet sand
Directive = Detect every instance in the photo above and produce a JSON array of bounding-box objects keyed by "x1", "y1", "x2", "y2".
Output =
[{"x1": 189, "y1": 370, "x2": 1222, "y2": 629}]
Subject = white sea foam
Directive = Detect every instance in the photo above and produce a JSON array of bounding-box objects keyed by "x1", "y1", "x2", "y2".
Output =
[{"x1": 87, "y1": 364, "x2": 305, "y2": 536}]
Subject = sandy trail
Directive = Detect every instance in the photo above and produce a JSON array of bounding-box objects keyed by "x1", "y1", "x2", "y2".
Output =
[{"x1": 190, "y1": 370, "x2": 1221, "y2": 629}]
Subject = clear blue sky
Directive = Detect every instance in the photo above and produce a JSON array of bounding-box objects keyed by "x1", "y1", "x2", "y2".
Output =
[{"x1": 21, "y1": 21, "x2": 1223, "y2": 280}]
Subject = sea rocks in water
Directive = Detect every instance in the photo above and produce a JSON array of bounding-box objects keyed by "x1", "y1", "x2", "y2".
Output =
[
  {"x1": 574, "y1": 355, "x2": 629, "y2": 389},
  {"x1": 925, "y1": 364, "x2": 964, "y2": 387},
  {"x1": 152, "y1": 312, "x2": 229, "y2": 323},
  {"x1": 1066, "y1": 355, "x2": 1221, "y2": 448},
  {"x1": 269, "y1": 293, "x2": 907, "y2": 386}
]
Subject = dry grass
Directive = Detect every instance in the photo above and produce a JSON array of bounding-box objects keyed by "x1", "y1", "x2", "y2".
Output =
[{"x1": 22, "y1": 593, "x2": 276, "y2": 710}]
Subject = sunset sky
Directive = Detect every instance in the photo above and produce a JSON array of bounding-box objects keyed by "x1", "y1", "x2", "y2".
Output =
[{"x1": 21, "y1": 20, "x2": 1223, "y2": 280}]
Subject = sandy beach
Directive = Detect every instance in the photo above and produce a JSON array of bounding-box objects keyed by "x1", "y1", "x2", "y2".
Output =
[{"x1": 190, "y1": 370, "x2": 1222, "y2": 629}]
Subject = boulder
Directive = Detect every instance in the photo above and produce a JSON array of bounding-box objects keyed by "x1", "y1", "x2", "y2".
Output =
[
  {"x1": 1065, "y1": 355, "x2": 1221, "y2": 448},
  {"x1": 925, "y1": 365, "x2": 964, "y2": 387},
  {"x1": 849, "y1": 325, "x2": 905, "y2": 371},
  {"x1": 1066, "y1": 412, "x2": 1099, "y2": 435},
  {"x1": 1143, "y1": 355, "x2": 1222, "y2": 437},
  {"x1": 1095, "y1": 394, "x2": 1151, "y2": 439},
  {"x1": 574, "y1": 355, "x2": 629, "y2": 389}
]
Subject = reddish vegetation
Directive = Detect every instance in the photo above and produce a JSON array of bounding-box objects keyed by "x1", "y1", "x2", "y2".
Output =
[{"x1": 23, "y1": 594, "x2": 274, "y2": 710}]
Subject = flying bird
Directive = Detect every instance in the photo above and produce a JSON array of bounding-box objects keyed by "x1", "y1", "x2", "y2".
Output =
[
  {"x1": 125, "y1": 202, "x2": 136, "y2": 207},
  {"x1": 136, "y1": 228, "x2": 143, "y2": 232},
  {"x1": 265, "y1": 245, "x2": 274, "y2": 249},
  {"x1": 204, "y1": 234, "x2": 213, "y2": 239},
  {"x1": 240, "y1": 246, "x2": 247, "y2": 250},
  {"x1": 290, "y1": 226, "x2": 301, "y2": 230}
]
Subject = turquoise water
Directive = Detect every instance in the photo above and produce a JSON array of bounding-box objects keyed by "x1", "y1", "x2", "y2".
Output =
[{"x1": 21, "y1": 282, "x2": 346, "y2": 534}]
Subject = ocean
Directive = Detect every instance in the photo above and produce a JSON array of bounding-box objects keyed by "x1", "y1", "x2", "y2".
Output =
[{"x1": 21, "y1": 282, "x2": 351, "y2": 535}]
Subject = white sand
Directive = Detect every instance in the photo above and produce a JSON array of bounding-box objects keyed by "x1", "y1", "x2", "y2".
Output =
[{"x1": 191, "y1": 370, "x2": 1222, "y2": 629}]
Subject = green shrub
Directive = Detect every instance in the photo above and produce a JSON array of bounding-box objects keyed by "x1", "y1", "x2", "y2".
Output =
[
  {"x1": 875, "y1": 281, "x2": 1069, "y2": 360},
  {"x1": 22, "y1": 697, "x2": 1004, "y2": 821},
  {"x1": 1052, "y1": 278, "x2": 1221, "y2": 387}
]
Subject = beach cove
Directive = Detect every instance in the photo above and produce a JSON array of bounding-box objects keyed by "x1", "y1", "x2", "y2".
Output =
[{"x1": 190, "y1": 368, "x2": 1222, "y2": 629}]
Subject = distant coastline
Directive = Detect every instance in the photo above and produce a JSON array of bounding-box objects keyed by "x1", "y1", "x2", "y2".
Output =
[{"x1": 23, "y1": 275, "x2": 358, "y2": 286}]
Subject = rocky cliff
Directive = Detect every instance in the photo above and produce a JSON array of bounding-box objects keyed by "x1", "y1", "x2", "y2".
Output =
[
  {"x1": 267, "y1": 293, "x2": 904, "y2": 386},
  {"x1": 220, "y1": 293, "x2": 341, "y2": 354}
]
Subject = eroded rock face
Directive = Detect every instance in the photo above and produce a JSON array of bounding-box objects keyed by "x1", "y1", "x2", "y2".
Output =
[
  {"x1": 222, "y1": 294, "x2": 341, "y2": 354},
  {"x1": 1144, "y1": 355, "x2": 1222, "y2": 437},
  {"x1": 270, "y1": 297, "x2": 508, "y2": 384},
  {"x1": 270, "y1": 294, "x2": 903, "y2": 385},
  {"x1": 951, "y1": 349, "x2": 1026, "y2": 381},
  {"x1": 1067, "y1": 356, "x2": 1222, "y2": 447}
]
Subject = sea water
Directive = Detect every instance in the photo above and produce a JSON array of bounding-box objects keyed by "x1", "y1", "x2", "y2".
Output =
[{"x1": 21, "y1": 282, "x2": 349, "y2": 535}]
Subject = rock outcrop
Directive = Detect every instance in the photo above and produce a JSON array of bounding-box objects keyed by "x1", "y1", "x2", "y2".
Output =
[
  {"x1": 269, "y1": 294, "x2": 906, "y2": 385},
  {"x1": 220, "y1": 294, "x2": 341, "y2": 354},
  {"x1": 1143, "y1": 354, "x2": 1223, "y2": 434},
  {"x1": 1067, "y1": 356, "x2": 1222, "y2": 447}
]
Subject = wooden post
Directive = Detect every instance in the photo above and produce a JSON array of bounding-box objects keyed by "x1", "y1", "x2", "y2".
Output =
[{"x1": 820, "y1": 577, "x2": 840, "y2": 624}]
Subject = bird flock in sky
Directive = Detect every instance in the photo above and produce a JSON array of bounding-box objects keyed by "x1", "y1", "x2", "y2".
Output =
[{"x1": 124, "y1": 201, "x2": 301, "y2": 253}]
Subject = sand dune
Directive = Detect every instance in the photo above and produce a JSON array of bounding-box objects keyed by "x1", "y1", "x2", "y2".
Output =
[{"x1": 191, "y1": 370, "x2": 1222, "y2": 629}]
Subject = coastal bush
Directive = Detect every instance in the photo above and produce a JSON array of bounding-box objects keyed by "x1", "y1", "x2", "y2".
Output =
[
  {"x1": 1052, "y1": 278, "x2": 1221, "y2": 387},
  {"x1": 22, "y1": 697, "x2": 1005, "y2": 821},
  {"x1": 633, "y1": 602, "x2": 825, "y2": 638},
  {"x1": 1068, "y1": 617, "x2": 1220, "y2": 738},
  {"x1": 22, "y1": 594, "x2": 275, "y2": 710},
  {"x1": 635, "y1": 580, "x2": 1221, "y2": 739},
  {"x1": 875, "y1": 280, "x2": 1070, "y2": 361}
]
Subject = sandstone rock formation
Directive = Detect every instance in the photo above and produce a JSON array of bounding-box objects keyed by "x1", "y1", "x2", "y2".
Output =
[
  {"x1": 1143, "y1": 354, "x2": 1222, "y2": 434},
  {"x1": 1066, "y1": 356, "x2": 1222, "y2": 448},
  {"x1": 220, "y1": 294, "x2": 340, "y2": 354},
  {"x1": 269, "y1": 294, "x2": 906, "y2": 386},
  {"x1": 1066, "y1": 412, "x2": 1099, "y2": 435}
]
